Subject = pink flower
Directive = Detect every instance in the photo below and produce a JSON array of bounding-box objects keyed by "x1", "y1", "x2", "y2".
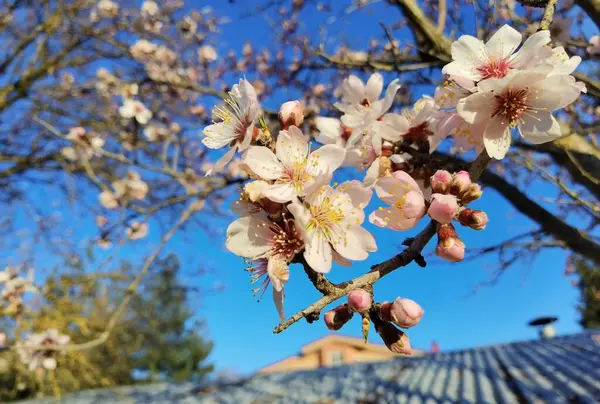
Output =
[
  {"x1": 450, "y1": 171, "x2": 471, "y2": 197},
  {"x1": 279, "y1": 101, "x2": 304, "y2": 130},
  {"x1": 369, "y1": 171, "x2": 426, "y2": 231},
  {"x1": 435, "y1": 224, "x2": 465, "y2": 262},
  {"x1": 431, "y1": 170, "x2": 452, "y2": 194},
  {"x1": 324, "y1": 304, "x2": 353, "y2": 330},
  {"x1": 458, "y1": 208, "x2": 489, "y2": 230},
  {"x1": 428, "y1": 194, "x2": 459, "y2": 224},
  {"x1": 381, "y1": 298, "x2": 424, "y2": 328},
  {"x1": 347, "y1": 289, "x2": 372, "y2": 313}
]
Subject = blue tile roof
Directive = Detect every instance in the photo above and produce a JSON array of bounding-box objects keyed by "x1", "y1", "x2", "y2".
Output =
[{"x1": 22, "y1": 331, "x2": 600, "y2": 403}]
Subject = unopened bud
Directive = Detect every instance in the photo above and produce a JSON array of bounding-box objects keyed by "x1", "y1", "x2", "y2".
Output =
[
  {"x1": 279, "y1": 100, "x2": 304, "y2": 130},
  {"x1": 436, "y1": 223, "x2": 465, "y2": 262},
  {"x1": 347, "y1": 289, "x2": 372, "y2": 313},
  {"x1": 375, "y1": 322, "x2": 412, "y2": 355},
  {"x1": 461, "y1": 183, "x2": 482, "y2": 204},
  {"x1": 428, "y1": 193, "x2": 459, "y2": 224},
  {"x1": 243, "y1": 180, "x2": 269, "y2": 203},
  {"x1": 324, "y1": 304, "x2": 353, "y2": 331},
  {"x1": 379, "y1": 297, "x2": 424, "y2": 328},
  {"x1": 431, "y1": 170, "x2": 452, "y2": 194},
  {"x1": 458, "y1": 208, "x2": 488, "y2": 230},
  {"x1": 450, "y1": 171, "x2": 471, "y2": 197}
]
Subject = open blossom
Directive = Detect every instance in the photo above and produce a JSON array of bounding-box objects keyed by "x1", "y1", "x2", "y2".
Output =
[
  {"x1": 243, "y1": 126, "x2": 346, "y2": 202},
  {"x1": 442, "y1": 25, "x2": 551, "y2": 82},
  {"x1": 119, "y1": 99, "x2": 152, "y2": 125},
  {"x1": 126, "y1": 221, "x2": 149, "y2": 240},
  {"x1": 16, "y1": 329, "x2": 70, "y2": 371},
  {"x1": 314, "y1": 117, "x2": 365, "y2": 168},
  {"x1": 141, "y1": 0, "x2": 159, "y2": 17},
  {"x1": 377, "y1": 97, "x2": 438, "y2": 148},
  {"x1": 369, "y1": 171, "x2": 426, "y2": 231},
  {"x1": 288, "y1": 181, "x2": 376, "y2": 273},
  {"x1": 202, "y1": 78, "x2": 260, "y2": 174},
  {"x1": 99, "y1": 171, "x2": 148, "y2": 209},
  {"x1": 61, "y1": 127, "x2": 105, "y2": 161},
  {"x1": 97, "y1": 0, "x2": 119, "y2": 18},
  {"x1": 143, "y1": 124, "x2": 173, "y2": 142},
  {"x1": 335, "y1": 73, "x2": 402, "y2": 145},
  {"x1": 457, "y1": 69, "x2": 584, "y2": 159},
  {"x1": 226, "y1": 214, "x2": 303, "y2": 320},
  {"x1": 198, "y1": 45, "x2": 218, "y2": 62}
]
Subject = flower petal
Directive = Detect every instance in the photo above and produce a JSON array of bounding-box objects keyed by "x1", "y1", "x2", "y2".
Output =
[
  {"x1": 243, "y1": 146, "x2": 283, "y2": 180},
  {"x1": 273, "y1": 287, "x2": 285, "y2": 322},
  {"x1": 365, "y1": 73, "x2": 384, "y2": 102},
  {"x1": 509, "y1": 30, "x2": 551, "y2": 68},
  {"x1": 263, "y1": 183, "x2": 297, "y2": 203},
  {"x1": 485, "y1": 24, "x2": 522, "y2": 59},
  {"x1": 456, "y1": 91, "x2": 496, "y2": 125},
  {"x1": 225, "y1": 215, "x2": 272, "y2": 258},
  {"x1": 304, "y1": 233, "x2": 332, "y2": 273},
  {"x1": 276, "y1": 126, "x2": 309, "y2": 166},
  {"x1": 332, "y1": 226, "x2": 377, "y2": 261},
  {"x1": 315, "y1": 117, "x2": 342, "y2": 145},
  {"x1": 483, "y1": 117, "x2": 511, "y2": 159},
  {"x1": 307, "y1": 144, "x2": 346, "y2": 175},
  {"x1": 518, "y1": 111, "x2": 561, "y2": 144}
]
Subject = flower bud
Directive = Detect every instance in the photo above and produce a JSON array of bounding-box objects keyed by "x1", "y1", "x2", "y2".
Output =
[
  {"x1": 279, "y1": 101, "x2": 304, "y2": 130},
  {"x1": 435, "y1": 224, "x2": 465, "y2": 262},
  {"x1": 379, "y1": 298, "x2": 424, "y2": 328},
  {"x1": 347, "y1": 289, "x2": 372, "y2": 313},
  {"x1": 461, "y1": 183, "x2": 483, "y2": 205},
  {"x1": 324, "y1": 304, "x2": 353, "y2": 331},
  {"x1": 431, "y1": 170, "x2": 452, "y2": 194},
  {"x1": 375, "y1": 322, "x2": 412, "y2": 355},
  {"x1": 450, "y1": 171, "x2": 471, "y2": 197},
  {"x1": 458, "y1": 208, "x2": 488, "y2": 230},
  {"x1": 428, "y1": 193, "x2": 459, "y2": 224}
]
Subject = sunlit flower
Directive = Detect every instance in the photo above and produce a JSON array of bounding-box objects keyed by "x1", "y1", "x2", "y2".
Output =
[
  {"x1": 457, "y1": 69, "x2": 584, "y2": 159},
  {"x1": 119, "y1": 99, "x2": 152, "y2": 125},
  {"x1": 126, "y1": 221, "x2": 149, "y2": 240},
  {"x1": 141, "y1": 1, "x2": 159, "y2": 17},
  {"x1": 16, "y1": 329, "x2": 70, "y2": 371},
  {"x1": 289, "y1": 181, "x2": 376, "y2": 273},
  {"x1": 243, "y1": 126, "x2": 346, "y2": 202},
  {"x1": 369, "y1": 171, "x2": 426, "y2": 231},
  {"x1": 202, "y1": 79, "x2": 260, "y2": 174},
  {"x1": 61, "y1": 127, "x2": 105, "y2": 161},
  {"x1": 99, "y1": 171, "x2": 149, "y2": 209},
  {"x1": 143, "y1": 124, "x2": 173, "y2": 142},
  {"x1": 198, "y1": 45, "x2": 218, "y2": 63},
  {"x1": 442, "y1": 25, "x2": 551, "y2": 82},
  {"x1": 97, "y1": 0, "x2": 119, "y2": 18},
  {"x1": 314, "y1": 117, "x2": 364, "y2": 167},
  {"x1": 588, "y1": 35, "x2": 600, "y2": 55}
]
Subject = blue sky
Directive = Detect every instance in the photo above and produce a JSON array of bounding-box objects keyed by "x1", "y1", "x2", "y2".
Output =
[
  {"x1": 173, "y1": 0, "x2": 584, "y2": 375},
  {"x1": 6, "y1": 0, "x2": 589, "y2": 378}
]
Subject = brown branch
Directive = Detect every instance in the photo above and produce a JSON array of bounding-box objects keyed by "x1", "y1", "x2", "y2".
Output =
[{"x1": 576, "y1": 0, "x2": 600, "y2": 29}]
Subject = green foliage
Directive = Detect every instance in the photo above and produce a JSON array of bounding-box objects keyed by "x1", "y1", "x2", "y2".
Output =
[{"x1": 574, "y1": 258, "x2": 600, "y2": 329}]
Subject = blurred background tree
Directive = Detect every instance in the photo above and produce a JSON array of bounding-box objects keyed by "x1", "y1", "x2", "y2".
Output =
[{"x1": 573, "y1": 258, "x2": 600, "y2": 329}]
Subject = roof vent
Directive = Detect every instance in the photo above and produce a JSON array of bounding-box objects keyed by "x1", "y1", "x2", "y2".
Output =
[{"x1": 528, "y1": 316, "x2": 558, "y2": 339}]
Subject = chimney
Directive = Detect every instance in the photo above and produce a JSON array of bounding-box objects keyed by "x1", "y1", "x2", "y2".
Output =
[{"x1": 528, "y1": 316, "x2": 558, "y2": 339}]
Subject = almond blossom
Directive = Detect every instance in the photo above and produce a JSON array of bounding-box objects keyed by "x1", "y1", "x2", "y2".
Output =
[
  {"x1": 457, "y1": 69, "x2": 584, "y2": 159},
  {"x1": 16, "y1": 329, "x2": 70, "y2": 371},
  {"x1": 242, "y1": 126, "x2": 346, "y2": 202},
  {"x1": 99, "y1": 171, "x2": 149, "y2": 209},
  {"x1": 61, "y1": 127, "x2": 105, "y2": 161},
  {"x1": 369, "y1": 171, "x2": 426, "y2": 231},
  {"x1": 202, "y1": 78, "x2": 260, "y2": 174},
  {"x1": 288, "y1": 181, "x2": 376, "y2": 273},
  {"x1": 226, "y1": 214, "x2": 303, "y2": 320},
  {"x1": 442, "y1": 25, "x2": 551, "y2": 82},
  {"x1": 119, "y1": 99, "x2": 152, "y2": 125}
]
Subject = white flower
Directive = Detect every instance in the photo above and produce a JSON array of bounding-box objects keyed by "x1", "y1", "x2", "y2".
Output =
[
  {"x1": 202, "y1": 78, "x2": 260, "y2": 175},
  {"x1": 335, "y1": 73, "x2": 385, "y2": 113},
  {"x1": 0, "y1": 266, "x2": 18, "y2": 283},
  {"x1": 314, "y1": 117, "x2": 366, "y2": 168},
  {"x1": 198, "y1": 45, "x2": 218, "y2": 62},
  {"x1": 119, "y1": 99, "x2": 152, "y2": 124},
  {"x1": 17, "y1": 329, "x2": 70, "y2": 372},
  {"x1": 243, "y1": 126, "x2": 346, "y2": 202},
  {"x1": 143, "y1": 124, "x2": 173, "y2": 142},
  {"x1": 226, "y1": 214, "x2": 303, "y2": 320},
  {"x1": 457, "y1": 69, "x2": 584, "y2": 159},
  {"x1": 61, "y1": 127, "x2": 105, "y2": 161},
  {"x1": 376, "y1": 97, "x2": 438, "y2": 149},
  {"x1": 99, "y1": 171, "x2": 149, "y2": 209},
  {"x1": 141, "y1": 0, "x2": 159, "y2": 17},
  {"x1": 540, "y1": 46, "x2": 582, "y2": 77},
  {"x1": 288, "y1": 181, "x2": 377, "y2": 273},
  {"x1": 442, "y1": 25, "x2": 551, "y2": 82},
  {"x1": 126, "y1": 222, "x2": 149, "y2": 240},
  {"x1": 97, "y1": 0, "x2": 119, "y2": 18},
  {"x1": 588, "y1": 35, "x2": 600, "y2": 55}
]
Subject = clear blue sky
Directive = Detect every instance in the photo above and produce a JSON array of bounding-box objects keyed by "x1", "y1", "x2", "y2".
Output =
[
  {"x1": 171, "y1": 0, "x2": 584, "y2": 376},
  {"x1": 8, "y1": 0, "x2": 586, "y2": 378}
]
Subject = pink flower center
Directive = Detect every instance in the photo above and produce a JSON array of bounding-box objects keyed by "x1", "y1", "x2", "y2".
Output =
[
  {"x1": 492, "y1": 88, "x2": 529, "y2": 127},
  {"x1": 477, "y1": 58, "x2": 511, "y2": 79}
]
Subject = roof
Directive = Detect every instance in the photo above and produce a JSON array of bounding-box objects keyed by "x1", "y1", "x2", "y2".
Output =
[
  {"x1": 22, "y1": 331, "x2": 600, "y2": 403},
  {"x1": 299, "y1": 334, "x2": 394, "y2": 355}
]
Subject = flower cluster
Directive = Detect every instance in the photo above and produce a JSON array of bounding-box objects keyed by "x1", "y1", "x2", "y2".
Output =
[
  {"x1": 204, "y1": 24, "x2": 584, "y2": 352},
  {"x1": 16, "y1": 329, "x2": 70, "y2": 372},
  {"x1": 0, "y1": 267, "x2": 37, "y2": 316}
]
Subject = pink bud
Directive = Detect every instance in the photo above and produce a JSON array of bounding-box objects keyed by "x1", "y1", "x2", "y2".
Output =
[
  {"x1": 347, "y1": 289, "x2": 372, "y2": 313},
  {"x1": 450, "y1": 171, "x2": 471, "y2": 197},
  {"x1": 375, "y1": 322, "x2": 412, "y2": 355},
  {"x1": 458, "y1": 208, "x2": 488, "y2": 230},
  {"x1": 428, "y1": 193, "x2": 459, "y2": 224},
  {"x1": 387, "y1": 298, "x2": 424, "y2": 328},
  {"x1": 461, "y1": 183, "x2": 483, "y2": 205},
  {"x1": 431, "y1": 170, "x2": 452, "y2": 194},
  {"x1": 436, "y1": 224, "x2": 465, "y2": 262},
  {"x1": 279, "y1": 101, "x2": 304, "y2": 130},
  {"x1": 324, "y1": 304, "x2": 353, "y2": 331}
]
